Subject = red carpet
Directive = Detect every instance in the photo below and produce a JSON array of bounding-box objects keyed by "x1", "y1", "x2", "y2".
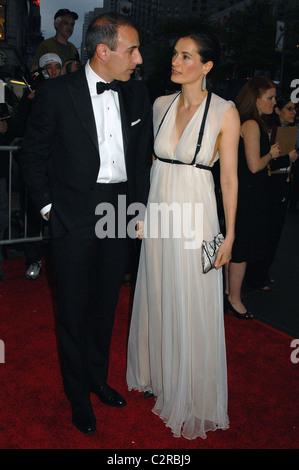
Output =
[{"x1": 0, "y1": 256, "x2": 298, "y2": 450}]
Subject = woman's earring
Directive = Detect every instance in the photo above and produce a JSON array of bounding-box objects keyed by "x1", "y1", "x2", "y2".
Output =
[{"x1": 202, "y1": 74, "x2": 206, "y2": 91}]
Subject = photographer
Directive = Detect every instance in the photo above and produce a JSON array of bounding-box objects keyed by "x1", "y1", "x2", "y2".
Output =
[
  {"x1": 30, "y1": 9, "x2": 79, "y2": 72},
  {"x1": 15, "y1": 54, "x2": 62, "y2": 136},
  {"x1": 14, "y1": 54, "x2": 62, "y2": 280},
  {"x1": 0, "y1": 87, "x2": 18, "y2": 280},
  {"x1": 39, "y1": 53, "x2": 62, "y2": 79},
  {"x1": 0, "y1": 120, "x2": 10, "y2": 280}
]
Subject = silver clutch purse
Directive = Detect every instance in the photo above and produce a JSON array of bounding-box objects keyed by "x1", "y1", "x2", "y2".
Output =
[{"x1": 201, "y1": 233, "x2": 224, "y2": 274}]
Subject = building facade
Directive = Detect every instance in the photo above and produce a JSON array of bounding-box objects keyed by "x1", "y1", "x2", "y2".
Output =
[{"x1": 0, "y1": 0, "x2": 42, "y2": 82}]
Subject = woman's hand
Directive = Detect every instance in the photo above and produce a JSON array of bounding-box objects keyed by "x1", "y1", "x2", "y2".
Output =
[
  {"x1": 270, "y1": 142, "x2": 281, "y2": 159},
  {"x1": 0, "y1": 120, "x2": 7, "y2": 134},
  {"x1": 289, "y1": 149, "x2": 298, "y2": 163},
  {"x1": 214, "y1": 238, "x2": 233, "y2": 270}
]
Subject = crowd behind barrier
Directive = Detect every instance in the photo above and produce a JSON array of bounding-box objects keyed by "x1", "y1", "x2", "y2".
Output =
[{"x1": 0, "y1": 145, "x2": 44, "y2": 246}]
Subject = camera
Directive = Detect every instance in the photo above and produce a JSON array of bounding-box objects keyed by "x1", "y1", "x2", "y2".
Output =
[
  {"x1": 23, "y1": 67, "x2": 50, "y2": 92},
  {"x1": 0, "y1": 78, "x2": 11, "y2": 120}
]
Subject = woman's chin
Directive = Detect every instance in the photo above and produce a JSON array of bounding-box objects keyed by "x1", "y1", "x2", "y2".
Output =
[{"x1": 171, "y1": 74, "x2": 182, "y2": 84}]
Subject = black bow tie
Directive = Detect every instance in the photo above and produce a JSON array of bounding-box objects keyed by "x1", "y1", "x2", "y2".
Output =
[{"x1": 96, "y1": 80, "x2": 120, "y2": 94}]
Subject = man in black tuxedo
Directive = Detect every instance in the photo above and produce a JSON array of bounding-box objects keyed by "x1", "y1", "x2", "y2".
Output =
[{"x1": 19, "y1": 13, "x2": 152, "y2": 434}]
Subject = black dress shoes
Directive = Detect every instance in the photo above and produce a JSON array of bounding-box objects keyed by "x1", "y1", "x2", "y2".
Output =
[
  {"x1": 224, "y1": 296, "x2": 254, "y2": 320},
  {"x1": 71, "y1": 403, "x2": 96, "y2": 435},
  {"x1": 91, "y1": 384, "x2": 127, "y2": 407}
]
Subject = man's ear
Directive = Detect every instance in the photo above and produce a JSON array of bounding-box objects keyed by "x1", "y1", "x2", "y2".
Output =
[{"x1": 95, "y1": 43, "x2": 111, "y2": 63}]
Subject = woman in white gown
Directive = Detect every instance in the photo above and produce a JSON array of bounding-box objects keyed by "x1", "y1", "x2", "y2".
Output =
[{"x1": 126, "y1": 32, "x2": 240, "y2": 440}]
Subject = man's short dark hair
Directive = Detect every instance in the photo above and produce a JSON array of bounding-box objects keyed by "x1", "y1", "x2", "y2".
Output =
[{"x1": 85, "y1": 13, "x2": 136, "y2": 59}]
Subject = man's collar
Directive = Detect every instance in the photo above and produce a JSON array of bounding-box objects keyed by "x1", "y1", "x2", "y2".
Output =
[{"x1": 85, "y1": 61, "x2": 108, "y2": 94}]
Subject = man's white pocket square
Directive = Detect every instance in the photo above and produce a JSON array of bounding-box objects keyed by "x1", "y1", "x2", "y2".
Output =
[{"x1": 131, "y1": 119, "x2": 141, "y2": 126}]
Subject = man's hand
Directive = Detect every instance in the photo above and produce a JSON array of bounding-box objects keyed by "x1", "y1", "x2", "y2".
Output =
[
  {"x1": 136, "y1": 221, "x2": 144, "y2": 239},
  {"x1": 0, "y1": 120, "x2": 7, "y2": 134}
]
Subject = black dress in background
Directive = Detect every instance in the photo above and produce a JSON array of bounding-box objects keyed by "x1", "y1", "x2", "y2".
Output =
[
  {"x1": 231, "y1": 122, "x2": 271, "y2": 283},
  {"x1": 246, "y1": 126, "x2": 293, "y2": 288}
]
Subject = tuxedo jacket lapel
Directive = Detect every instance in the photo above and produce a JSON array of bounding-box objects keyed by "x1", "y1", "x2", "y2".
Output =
[
  {"x1": 118, "y1": 82, "x2": 132, "y2": 157},
  {"x1": 67, "y1": 68, "x2": 99, "y2": 153}
]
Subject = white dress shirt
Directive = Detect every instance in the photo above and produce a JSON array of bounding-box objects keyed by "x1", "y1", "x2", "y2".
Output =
[
  {"x1": 41, "y1": 61, "x2": 127, "y2": 219},
  {"x1": 85, "y1": 61, "x2": 127, "y2": 183}
]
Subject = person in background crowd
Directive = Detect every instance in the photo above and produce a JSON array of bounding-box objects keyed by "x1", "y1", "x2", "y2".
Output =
[
  {"x1": 30, "y1": 9, "x2": 79, "y2": 72},
  {"x1": 0, "y1": 120, "x2": 10, "y2": 280},
  {"x1": 246, "y1": 93, "x2": 298, "y2": 290},
  {"x1": 280, "y1": 98, "x2": 299, "y2": 212},
  {"x1": 225, "y1": 76, "x2": 283, "y2": 317},
  {"x1": 19, "y1": 13, "x2": 152, "y2": 435},
  {"x1": 0, "y1": 86, "x2": 19, "y2": 280},
  {"x1": 39, "y1": 53, "x2": 62, "y2": 79},
  {"x1": 14, "y1": 53, "x2": 62, "y2": 281},
  {"x1": 62, "y1": 59, "x2": 81, "y2": 75}
]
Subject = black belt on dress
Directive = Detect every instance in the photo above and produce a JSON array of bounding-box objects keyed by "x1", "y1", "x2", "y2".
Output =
[{"x1": 155, "y1": 156, "x2": 213, "y2": 172}]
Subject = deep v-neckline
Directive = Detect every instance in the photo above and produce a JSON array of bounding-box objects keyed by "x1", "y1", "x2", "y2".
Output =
[{"x1": 173, "y1": 95, "x2": 207, "y2": 154}]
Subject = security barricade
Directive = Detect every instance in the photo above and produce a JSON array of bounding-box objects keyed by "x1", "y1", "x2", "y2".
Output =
[{"x1": 0, "y1": 145, "x2": 44, "y2": 245}]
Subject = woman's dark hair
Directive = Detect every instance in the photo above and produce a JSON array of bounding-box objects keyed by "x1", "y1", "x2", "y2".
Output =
[
  {"x1": 235, "y1": 75, "x2": 276, "y2": 129},
  {"x1": 272, "y1": 92, "x2": 296, "y2": 126},
  {"x1": 275, "y1": 93, "x2": 293, "y2": 111},
  {"x1": 181, "y1": 32, "x2": 221, "y2": 68},
  {"x1": 85, "y1": 13, "x2": 135, "y2": 59}
]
